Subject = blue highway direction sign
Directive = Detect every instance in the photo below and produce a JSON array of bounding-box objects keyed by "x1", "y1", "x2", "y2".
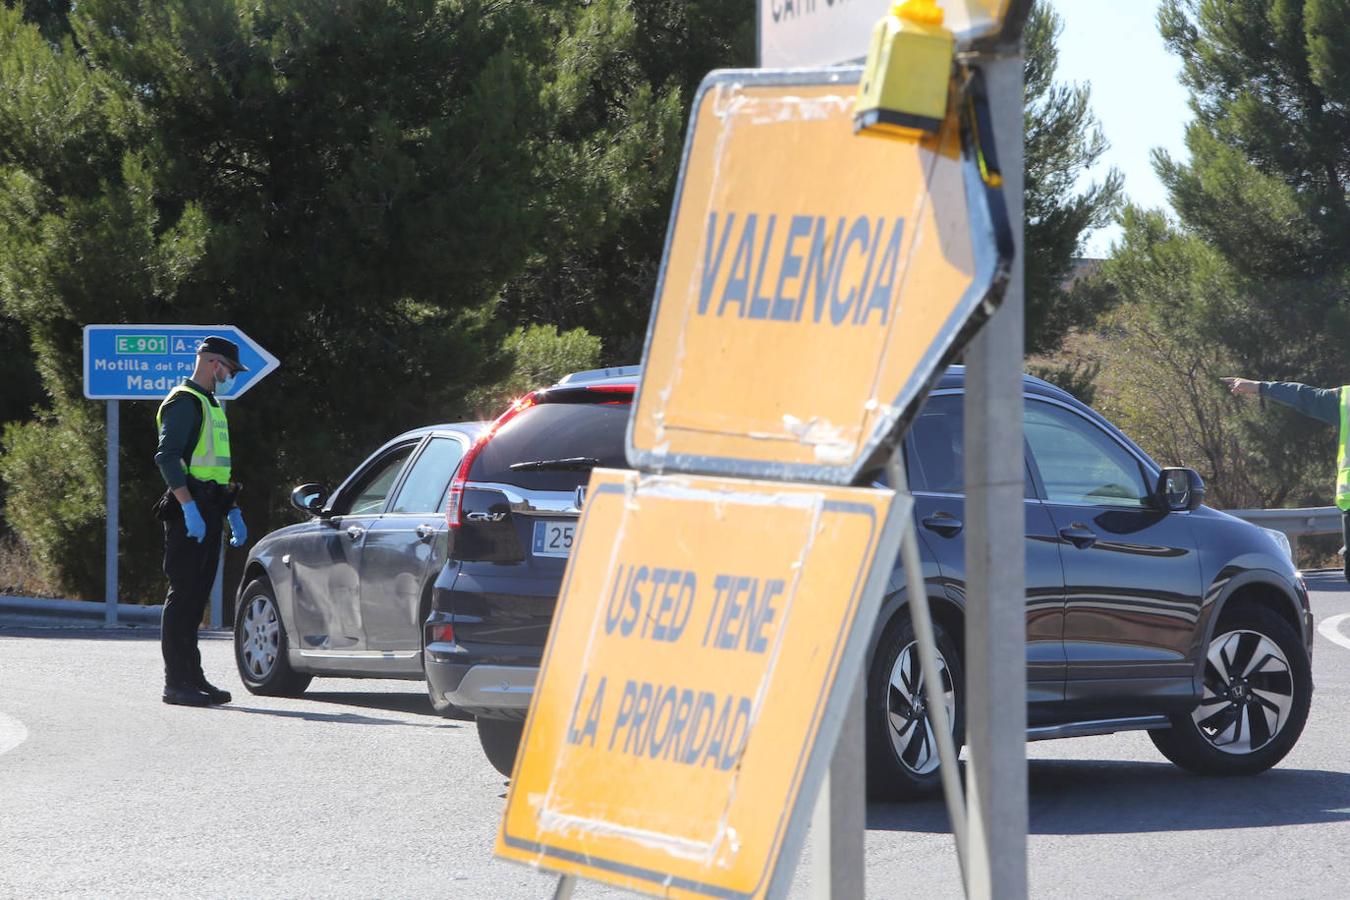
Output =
[{"x1": 83, "y1": 324, "x2": 279, "y2": 400}]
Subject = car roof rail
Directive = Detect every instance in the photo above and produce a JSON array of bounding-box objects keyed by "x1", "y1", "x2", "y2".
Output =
[{"x1": 556, "y1": 365, "x2": 642, "y2": 385}]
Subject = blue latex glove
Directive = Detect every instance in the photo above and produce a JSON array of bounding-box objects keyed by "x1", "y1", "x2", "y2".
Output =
[
  {"x1": 227, "y1": 507, "x2": 248, "y2": 548},
  {"x1": 181, "y1": 500, "x2": 206, "y2": 543}
]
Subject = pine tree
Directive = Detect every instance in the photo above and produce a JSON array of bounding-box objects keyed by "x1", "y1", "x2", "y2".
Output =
[
  {"x1": 0, "y1": 1, "x2": 706, "y2": 599},
  {"x1": 496, "y1": 1, "x2": 755, "y2": 358},
  {"x1": 1154, "y1": 0, "x2": 1350, "y2": 506},
  {"x1": 1023, "y1": 1, "x2": 1123, "y2": 358},
  {"x1": 1084, "y1": 0, "x2": 1350, "y2": 508},
  {"x1": 1155, "y1": 0, "x2": 1350, "y2": 383}
]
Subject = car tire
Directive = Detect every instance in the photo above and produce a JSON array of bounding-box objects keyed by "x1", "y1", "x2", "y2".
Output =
[
  {"x1": 1150, "y1": 604, "x2": 1310, "y2": 776},
  {"x1": 865, "y1": 610, "x2": 964, "y2": 801},
  {"x1": 234, "y1": 578, "x2": 313, "y2": 697},
  {"x1": 477, "y1": 716, "x2": 524, "y2": 778}
]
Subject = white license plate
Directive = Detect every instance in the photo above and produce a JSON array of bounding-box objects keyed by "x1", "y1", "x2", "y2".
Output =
[{"x1": 532, "y1": 521, "x2": 576, "y2": 558}]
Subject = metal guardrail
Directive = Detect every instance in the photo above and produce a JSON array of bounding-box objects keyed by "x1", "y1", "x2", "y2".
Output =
[
  {"x1": 1228, "y1": 506, "x2": 1342, "y2": 534},
  {"x1": 0, "y1": 595, "x2": 163, "y2": 625},
  {"x1": 1228, "y1": 506, "x2": 1342, "y2": 560},
  {"x1": 2, "y1": 507, "x2": 1340, "y2": 628}
]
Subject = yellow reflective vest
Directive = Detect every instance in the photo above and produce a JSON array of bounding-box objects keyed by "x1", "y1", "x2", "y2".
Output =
[
  {"x1": 156, "y1": 383, "x2": 232, "y2": 485},
  {"x1": 1338, "y1": 387, "x2": 1350, "y2": 512}
]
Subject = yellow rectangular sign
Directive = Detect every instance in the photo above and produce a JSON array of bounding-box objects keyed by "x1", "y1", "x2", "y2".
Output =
[
  {"x1": 628, "y1": 68, "x2": 1009, "y2": 484},
  {"x1": 496, "y1": 469, "x2": 908, "y2": 899}
]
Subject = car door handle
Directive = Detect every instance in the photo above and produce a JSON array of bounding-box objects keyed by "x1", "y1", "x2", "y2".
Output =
[
  {"x1": 921, "y1": 514, "x2": 963, "y2": 538},
  {"x1": 346, "y1": 526, "x2": 365, "y2": 541},
  {"x1": 415, "y1": 524, "x2": 435, "y2": 543},
  {"x1": 1059, "y1": 524, "x2": 1098, "y2": 549}
]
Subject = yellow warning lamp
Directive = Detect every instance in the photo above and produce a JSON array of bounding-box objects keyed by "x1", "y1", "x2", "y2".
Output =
[{"x1": 854, "y1": 0, "x2": 956, "y2": 140}]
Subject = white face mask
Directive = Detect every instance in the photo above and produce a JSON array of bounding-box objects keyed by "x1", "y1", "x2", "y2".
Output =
[{"x1": 213, "y1": 361, "x2": 236, "y2": 394}]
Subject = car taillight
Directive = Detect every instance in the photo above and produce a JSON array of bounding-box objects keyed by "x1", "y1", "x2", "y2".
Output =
[
  {"x1": 446, "y1": 391, "x2": 537, "y2": 530},
  {"x1": 429, "y1": 622, "x2": 454, "y2": 643},
  {"x1": 443, "y1": 444, "x2": 478, "y2": 530}
]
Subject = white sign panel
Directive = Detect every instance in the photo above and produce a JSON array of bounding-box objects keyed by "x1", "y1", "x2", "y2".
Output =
[
  {"x1": 758, "y1": 0, "x2": 884, "y2": 68},
  {"x1": 758, "y1": 0, "x2": 1014, "y2": 68}
]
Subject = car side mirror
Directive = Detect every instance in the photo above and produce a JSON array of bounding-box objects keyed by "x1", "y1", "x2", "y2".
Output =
[
  {"x1": 290, "y1": 483, "x2": 330, "y2": 516},
  {"x1": 1158, "y1": 467, "x2": 1205, "y2": 512}
]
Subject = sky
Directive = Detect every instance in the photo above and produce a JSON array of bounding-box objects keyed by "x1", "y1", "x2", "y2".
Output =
[{"x1": 1051, "y1": 0, "x2": 1192, "y2": 256}]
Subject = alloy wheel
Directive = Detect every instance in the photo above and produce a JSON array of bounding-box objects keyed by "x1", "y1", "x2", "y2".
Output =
[
  {"x1": 1193, "y1": 628, "x2": 1294, "y2": 754},
  {"x1": 240, "y1": 594, "x2": 281, "y2": 680},
  {"x1": 886, "y1": 641, "x2": 955, "y2": 775}
]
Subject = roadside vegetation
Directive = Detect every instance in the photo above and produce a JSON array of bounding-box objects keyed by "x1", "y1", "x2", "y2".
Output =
[
  {"x1": 0, "y1": 0, "x2": 750, "y2": 600},
  {"x1": 1046, "y1": 0, "x2": 1350, "y2": 521},
  {"x1": 0, "y1": 0, "x2": 1342, "y2": 599}
]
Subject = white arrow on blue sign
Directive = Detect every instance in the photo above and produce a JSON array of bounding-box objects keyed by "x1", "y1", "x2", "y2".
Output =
[{"x1": 83, "y1": 324, "x2": 279, "y2": 401}]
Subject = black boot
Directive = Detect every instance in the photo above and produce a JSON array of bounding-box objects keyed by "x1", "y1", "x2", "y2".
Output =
[
  {"x1": 191, "y1": 678, "x2": 232, "y2": 705},
  {"x1": 163, "y1": 682, "x2": 211, "y2": 707}
]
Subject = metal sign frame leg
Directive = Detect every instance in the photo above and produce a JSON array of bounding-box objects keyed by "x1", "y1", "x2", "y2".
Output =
[
  {"x1": 809, "y1": 674, "x2": 866, "y2": 900},
  {"x1": 104, "y1": 400, "x2": 119, "y2": 627},
  {"x1": 963, "y1": 52, "x2": 1028, "y2": 900},
  {"x1": 809, "y1": 453, "x2": 969, "y2": 899},
  {"x1": 887, "y1": 454, "x2": 969, "y2": 886}
]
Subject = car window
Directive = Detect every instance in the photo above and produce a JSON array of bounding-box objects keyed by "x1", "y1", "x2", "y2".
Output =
[
  {"x1": 472, "y1": 402, "x2": 630, "y2": 491},
  {"x1": 390, "y1": 437, "x2": 465, "y2": 513},
  {"x1": 342, "y1": 445, "x2": 415, "y2": 516},
  {"x1": 908, "y1": 395, "x2": 963, "y2": 494},
  {"x1": 1024, "y1": 401, "x2": 1150, "y2": 508}
]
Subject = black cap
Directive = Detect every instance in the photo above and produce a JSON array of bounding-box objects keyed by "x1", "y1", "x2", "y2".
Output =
[{"x1": 196, "y1": 335, "x2": 249, "y2": 372}]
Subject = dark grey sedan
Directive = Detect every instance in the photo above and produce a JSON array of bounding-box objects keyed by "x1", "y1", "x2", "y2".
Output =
[{"x1": 232, "y1": 422, "x2": 484, "y2": 715}]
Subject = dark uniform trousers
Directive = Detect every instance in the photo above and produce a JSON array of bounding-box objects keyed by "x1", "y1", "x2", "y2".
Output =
[
  {"x1": 1343, "y1": 510, "x2": 1350, "y2": 583},
  {"x1": 161, "y1": 486, "x2": 225, "y2": 686}
]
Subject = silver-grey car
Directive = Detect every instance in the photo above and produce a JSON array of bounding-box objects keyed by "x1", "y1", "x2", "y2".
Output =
[{"x1": 232, "y1": 422, "x2": 484, "y2": 714}]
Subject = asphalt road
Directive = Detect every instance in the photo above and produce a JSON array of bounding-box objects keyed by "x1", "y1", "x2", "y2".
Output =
[{"x1": 3, "y1": 574, "x2": 1350, "y2": 899}]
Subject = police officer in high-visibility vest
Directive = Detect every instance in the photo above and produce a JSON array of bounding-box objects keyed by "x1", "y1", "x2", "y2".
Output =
[
  {"x1": 1223, "y1": 375, "x2": 1350, "y2": 580},
  {"x1": 153, "y1": 336, "x2": 249, "y2": 706}
]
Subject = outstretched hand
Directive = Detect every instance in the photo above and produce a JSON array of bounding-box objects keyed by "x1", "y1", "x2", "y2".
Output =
[{"x1": 1220, "y1": 376, "x2": 1260, "y2": 397}]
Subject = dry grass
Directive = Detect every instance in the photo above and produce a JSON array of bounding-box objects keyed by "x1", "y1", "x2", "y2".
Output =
[
  {"x1": 0, "y1": 533, "x2": 62, "y2": 598},
  {"x1": 1297, "y1": 532, "x2": 1343, "y2": 572}
]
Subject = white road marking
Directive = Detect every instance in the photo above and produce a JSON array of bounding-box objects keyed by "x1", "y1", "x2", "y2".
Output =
[
  {"x1": 0, "y1": 711, "x2": 27, "y2": 757},
  {"x1": 1317, "y1": 613, "x2": 1350, "y2": 652}
]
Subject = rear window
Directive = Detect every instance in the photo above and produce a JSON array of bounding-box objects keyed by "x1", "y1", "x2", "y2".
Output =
[{"x1": 471, "y1": 402, "x2": 630, "y2": 491}]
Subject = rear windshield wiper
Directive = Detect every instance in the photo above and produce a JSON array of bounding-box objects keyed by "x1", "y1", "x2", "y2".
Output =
[{"x1": 508, "y1": 457, "x2": 601, "y2": 472}]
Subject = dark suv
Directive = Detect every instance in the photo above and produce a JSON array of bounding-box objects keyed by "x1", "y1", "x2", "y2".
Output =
[
  {"x1": 423, "y1": 368, "x2": 638, "y2": 772},
  {"x1": 429, "y1": 366, "x2": 1314, "y2": 796}
]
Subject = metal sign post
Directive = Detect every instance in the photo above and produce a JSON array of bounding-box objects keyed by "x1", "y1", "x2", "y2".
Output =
[
  {"x1": 84, "y1": 325, "x2": 277, "y2": 627},
  {"x1": 962, "y1": 50, "x2": 1028, "y2": 899},
  {"x1": 808, "y1": 673, "x2": 866, "y2": 900},
  {"x1": 104, "y1": 400, "x2": 120, "y2": 626}
]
